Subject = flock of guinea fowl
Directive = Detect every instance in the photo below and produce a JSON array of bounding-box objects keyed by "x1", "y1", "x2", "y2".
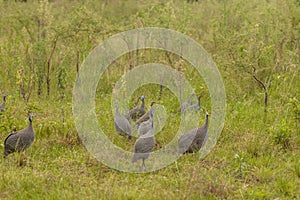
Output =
[{"x1": 1, "y1": 93, "x2": 209, "y2": 170}]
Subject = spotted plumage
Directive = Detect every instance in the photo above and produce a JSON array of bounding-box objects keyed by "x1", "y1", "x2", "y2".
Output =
[
  {"x1": 114, "y1": 102, "x2": 132, "y2": 140},
  {"x1": 178, "y1": 111, "x2": 209, "y2": 154},
  {"x1": 4, "y1": 114, "x2": 35, "y2": 158},
  {"x1": 132, "y1": 109, "x2": 155, "y2": 170}
]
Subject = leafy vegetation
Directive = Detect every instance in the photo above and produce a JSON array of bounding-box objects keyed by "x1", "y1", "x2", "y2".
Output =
[{"x1": 0, "y1": 0, "x2": 299, "y2": 199}]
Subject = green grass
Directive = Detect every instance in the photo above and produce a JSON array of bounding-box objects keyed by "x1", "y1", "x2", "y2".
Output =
[
  {"x1": 0, "y1": 83, "x2": 299, "y2": 199},
  {"x1": 0, "y1": 0, "x2": 299, "y2": 199}
]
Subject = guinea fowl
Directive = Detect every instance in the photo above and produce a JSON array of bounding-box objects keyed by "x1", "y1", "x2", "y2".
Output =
[
  {"x1": 181, "y1": 94, "x2": 202, "y2": 113},
  {"x1": 179, "y1": 93, "x2": 194, "y2": 113},
  {"x1": 187, "y1": 94, "x2": 202, "y2": 112},
  {"x1": 178, "y1": 111, "x2": 209, "y2": 154},
  {"x1": 134, "y1": 101, "x2": 155, "y2": 127},
  {"x1": 132, "y1": 109, "x2": 155, "y2": 170},
  {"x1": 0, "y1": 94, "x2": 8, "y2": 112},
  {"x1": 4, "y1": 113, "x2": 35, "y2": 158},
  {"x1": 138, "y1": 106, "x2": 155, "y2": 138},
  {"x1": 114, "y1": 102, "x2": 132, "y2": 140},
  {"x1": 125, "y1": 96, "x2": 146, "y2": 121}
]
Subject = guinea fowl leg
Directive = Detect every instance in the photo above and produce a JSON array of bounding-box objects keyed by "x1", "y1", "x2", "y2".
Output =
[
  {"x1": 17, "y1": 151, "x2": 28, "y2": 167},
  {"x1": 19, "y1": 152, "x2": 26, "y2": 167},
  {"x1": 142, "y1": 159, "x2": 146, "y2": 171}
]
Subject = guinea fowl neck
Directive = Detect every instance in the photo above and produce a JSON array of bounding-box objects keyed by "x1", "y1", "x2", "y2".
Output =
[
  {"x1": 140, "y1": 98, "x2": 145, "y2": 108},
  {"x1": 116, "y1": 106, "x2": 120, "y2": 115},
  {"x1": 150, "y1": 120, "x2": 154, "y2": 135},
  {"x1": 204, "y1": 113, "x2": 209, "y2": 128},
  {"x1": 29, "y1": 117, "x2": 33, "y2": 127},
  {"x1": 197, "y1": 95, "x2": 201, "y2": 107},
  {"x1": 150, "y1": 112, "x2": 155, "y2": 133}
]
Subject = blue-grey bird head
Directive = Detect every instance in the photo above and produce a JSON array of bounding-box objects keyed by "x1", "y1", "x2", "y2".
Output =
[
  {"x1": 29, "y1": 113, "x2": 34, "y2": 122},
  {"x1": 150, "y1": 115, "x2": 154, "y2": 128},
  {"x1": 150, "y1": 101, "x2": 155, "y2": 107},
  {"x1": 205, "y1": 111, "x2": 209, "y2": 116},
  {"x1": 140, "y1": 96, "x2": 145, "y2": 100},
  {"x1": 198, "y1": 94, "x2": 202, "y2": 100},
  {"x1": 114, "y1": 102, "x2": 119, "y2": 108}
]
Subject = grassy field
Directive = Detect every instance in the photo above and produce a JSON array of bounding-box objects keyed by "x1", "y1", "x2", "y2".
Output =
[{"x1": 0, "y1": 0, "x2": 299, "y2": 199}]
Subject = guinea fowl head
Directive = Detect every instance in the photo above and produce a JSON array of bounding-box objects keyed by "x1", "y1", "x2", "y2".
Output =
[
  {"x1": 147, "y1": 101, "x2": 156, "y2": 111},
  {"x1": 204, "y1": 111, "x2": 210, "y2": 126},
  {"x1": 139, "y1": 96, "x2": 145, "y2": 108},
  {"x1": 3, "y1": 94, "x2": 8, "y2": 101},
  {"x1": 139, "y1": 96, "x2": 145, "y2": 100},
  {"x1": 198, "y1": 94, "x2": 202, "y2": 101},
  {"x1": 29, "y1": 113, "x2": 34, "y2": 123},
  {"x1": 150, "y1": 101, "x2": 155, "y2": 107}
]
